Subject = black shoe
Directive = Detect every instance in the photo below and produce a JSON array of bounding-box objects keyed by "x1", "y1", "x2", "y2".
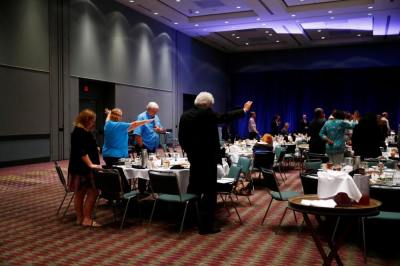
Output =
[{"x1": 199, "y1": 226, "x2": 221, "y2": 235}]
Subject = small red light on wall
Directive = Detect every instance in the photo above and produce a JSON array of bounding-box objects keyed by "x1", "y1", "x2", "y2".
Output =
[{"x1": 83, "y1": 85, "x2": 89, "y2": 92}]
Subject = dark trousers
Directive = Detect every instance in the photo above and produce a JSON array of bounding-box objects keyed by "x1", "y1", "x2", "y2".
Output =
[
  {"x1": 248, "y1": 132, "x2": 258, "y2": 140},
  {"x1": 187, "y1": 161, "x2": 217, "y2": 231}
]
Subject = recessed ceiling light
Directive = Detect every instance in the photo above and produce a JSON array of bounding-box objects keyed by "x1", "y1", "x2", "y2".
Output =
[
  {"x1": 368, "y1": 6, "x2": 373, "y2": 9},
  {"x1": 176, "y1": 0, "x2": 180, "y2": 2},
  {"x1": 276, "y1": 40, "x2": 280, "y2": 43},
  {"x1": 194, "y1": 24, "x2": 199, "y2": 27},
  {"x1": 225, "y1": 21, "x2": 229, "y2": 24},
  {"x1": 129, "y1": 0, "x2": 134, "y2": 2},
  {"x1": 174, "y1": 22, "x2": 178, "y2": 25},
  {"x1": 317, "y1": 29, "x2": 322, "y2": 32},
  {"x1": 194, "y1": 10, "x2": 200, "y2": 14},
  {"x1": 245, "y1": 43, "x2": 249, "y2": 45},
  {"x1": 236, "y1": 36, "x2": 240, "y2": 39},
  {"x1": 321, "y1": 36, "x2": 326, "y2": 39},
  {"x1": 256, "y1": 18, "x2": 261, "y2": 21},
  {"x1": 357, "y1": 34, "x2": 362, "y2": 37},
  {"x1": 300, "y1": 0, "x2": 304, "y2": 2},
  {"x1": 154, "y1": 12, "x2": 158, "y2": 15},
  {"x1": 328, "y1": 10, "x2": 333, "y2": 14},
  {"x1": 269, "y1": 33, "x2": 272, "y2": 36},
  {"x1": 236, "y1": 6, "x2": 241, "y2": 9},
  {"x1": 291, "y1": 14, "x2": 296, "y2": 17},
  {"x1": 330, "y1": 16, "x2": 334, "y2": 19},
  {"x1": 368, "y1": 13, "x2": 373, "y2": 16}
]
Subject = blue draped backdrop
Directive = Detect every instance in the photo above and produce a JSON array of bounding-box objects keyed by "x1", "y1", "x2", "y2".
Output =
[{"x1": 231, "y1": 67, "x2": 400, "y2": 139}]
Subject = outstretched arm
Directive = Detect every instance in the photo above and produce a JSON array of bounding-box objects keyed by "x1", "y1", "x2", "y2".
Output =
[
  {"x1": 128, "y1": 119, "x2": 154, "y2": 132},
  {"x1": 216, "y1": 101, "x2": 253, "y2": 123}
]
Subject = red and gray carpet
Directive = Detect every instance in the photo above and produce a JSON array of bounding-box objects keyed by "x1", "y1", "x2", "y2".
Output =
[{"x1": 0, "y1": 161, "x2": 398, "y2": 265}]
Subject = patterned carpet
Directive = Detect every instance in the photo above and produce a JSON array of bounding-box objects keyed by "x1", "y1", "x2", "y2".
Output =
[{"x1": 0, "y1": 161, "x2": 398, "y2": 265}]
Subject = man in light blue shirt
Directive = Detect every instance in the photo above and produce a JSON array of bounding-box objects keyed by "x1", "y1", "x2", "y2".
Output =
[{"x1": 134, "y1": 102, "x2": 165, "y2": 153}]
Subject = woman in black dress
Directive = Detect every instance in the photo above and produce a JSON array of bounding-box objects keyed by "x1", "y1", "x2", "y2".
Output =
[{"x1": 68, "y1": 109, "x2": 102, "y2": 227}]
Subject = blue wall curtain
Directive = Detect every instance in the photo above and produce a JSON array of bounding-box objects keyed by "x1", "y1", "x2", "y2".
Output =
[{"x1": 231, "y1": 67, "x2": 400, "y2": 138}]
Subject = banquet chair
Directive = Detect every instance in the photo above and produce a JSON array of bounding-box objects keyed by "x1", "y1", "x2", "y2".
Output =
[
  {"x1": 217, "y1": 165, "x2": 243, "y2": 224},
  {"x1": 305, "y1": 152, "x2": 329, "y2": 163},
  {"x1": 252, "y1": 150, "x2": 275, "y2": 178},
  {"x1": 93, "y1": 168, "x2": 139, "y2": 229},
  {"x1": 274, "y1": 146, "x2": 287, "y2": 183},
  {"x1": 260, "y1": 168, "x2": 300, "y2": 229},
  {"x1": 237, "y1": 156, "x2": 254, "y2": 200},
  {"x1": 55, "y1": 161, "x2": 75, "y2": 218},
  {"x1": 148, "y1": 170, "x2": 200, "y2": 235},
  {"x1": 303, "y1": 159, "x2": 322, "y2": 174}
]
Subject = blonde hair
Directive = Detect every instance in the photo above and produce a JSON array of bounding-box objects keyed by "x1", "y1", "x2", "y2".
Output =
[
  {"x1": 261, "y1": 134, "x2": 273, "y2": 145},
  {"x1": 110, "y1": 108, "x2": 122, "y2": 122},
  {"x1": 74, "y1": 109, "x2": 96, "y2": 130}
]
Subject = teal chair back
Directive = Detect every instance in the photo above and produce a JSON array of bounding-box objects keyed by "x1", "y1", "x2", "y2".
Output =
[
  {"x1": 385, "y1": 160, "x2": 397, "y2": 169},
  {"x1": 227, "y1": 165, "x2": 242, "y2": 180},
  {"x1": 238, "y1": 157, "x2": 251, "y2": 174},
  {"x1": 304, "y1": 159, "x2": 322, "y2": 171},
  {"x1": 274, "y1": 146, "x2": 282, "y2": 160}
]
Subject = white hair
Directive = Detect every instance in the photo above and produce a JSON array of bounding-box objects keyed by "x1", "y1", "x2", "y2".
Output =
[
  {"x1": 194, "y1": 92, "x2": 214, "y2": 108},
  {"x1": 146, "y1": 102, "x2": 159, "y2": 110}
]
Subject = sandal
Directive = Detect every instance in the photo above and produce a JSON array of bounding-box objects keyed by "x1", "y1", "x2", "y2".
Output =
[{"x1": 82, "y1": 220, "x2": 102, "y2": 227}]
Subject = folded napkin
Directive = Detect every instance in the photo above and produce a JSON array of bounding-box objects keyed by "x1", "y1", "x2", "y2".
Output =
[
  {"x1": 300, "y1": 199, "x2": 337, "y2": 208},
  {"x1": 317, "y1": 170, "x2": 362, "y2": 202}
]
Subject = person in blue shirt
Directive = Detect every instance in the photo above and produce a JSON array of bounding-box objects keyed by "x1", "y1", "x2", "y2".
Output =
[
  {"x1": 319, "y1": 110, "x2": 355, "y2": 164},
  {"x1": 102, "y1": 108, "x2": 153, "y2": 167},
  {"x1": 134, "y1": 102, "x2": 166, "y2": 153}
]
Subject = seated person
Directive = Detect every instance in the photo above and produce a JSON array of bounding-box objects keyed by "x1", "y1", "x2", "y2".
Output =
[
  {"x1": 253, "y1": 134, "x2": 274, "y2": 152},
  {"x1": 281, "y1": 122, "x2": 290, "y2": 136}
]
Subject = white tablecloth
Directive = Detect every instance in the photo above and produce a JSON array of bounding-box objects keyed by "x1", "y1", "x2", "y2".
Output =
[
  {"x1": 119, "y1": 162, "x2": 229, "y2": 194},
  {"x1": 121, "y1": 166, "x2": 189, "y2": 194},
  {"x1": 317, "y1": 170, "x2": 362, "y2": 202}
]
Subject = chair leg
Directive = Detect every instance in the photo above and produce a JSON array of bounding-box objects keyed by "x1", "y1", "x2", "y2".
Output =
[
  {"x1": 219, "y1": 193, "x2": 231, "y2": 216},
  {"x1": 331, "y1": 217, "x2": 341, "y2": 242},
  {"x1": 63, "y1": 193, "x2": 74, "y2": 218},
  {"x1": 361, "y1": 217, "x2": 367, "y2": 263},
  {"x1": 57, "y1": 192, "x2": 68, "y2": 216},
  {"x1": 293, "y1": 210, "x2": 298, "y2": 225},
  {"x1": 148, "y1": 199, "x2": 158, "y2": 230},
  {"x1": 179, "y1": 201, "x2": 190, "y2": 235},
  {"x1": 261, "y1": 198, "x2": 273, "y2": 225},
  {"x1": 246, "y1": 195, "x2": 252, "y2": 206},
  {"x1": 278, "y1": 207, "x2": 289, "y2": 230},
  {"x1": 120, "y1": 197, "x2": 131, "y2": 230},
  {"x1": 228, "y1": 194, "x2": 242, "y2": 224},
  {"x1": 92, "y1": 195, "x2": 100, "y2": 219},
  {"x1": 112, "y1": 201, "x2": 117, "y2": 222}
]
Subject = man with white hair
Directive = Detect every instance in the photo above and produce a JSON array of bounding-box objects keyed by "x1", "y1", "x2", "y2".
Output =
[
  {"x1": 179, "y1": 91, "x2": 252, "y2": 234},
  {"x1": 134, "y1": 102, "x2": 165, "y2": 153}
]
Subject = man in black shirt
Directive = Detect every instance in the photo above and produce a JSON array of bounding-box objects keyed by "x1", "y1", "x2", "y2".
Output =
[{"x1": 179, "y1": 92, "x2": 252, "y2": 234}]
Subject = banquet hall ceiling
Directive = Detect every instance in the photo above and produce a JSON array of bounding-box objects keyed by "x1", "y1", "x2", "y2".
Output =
[{"x1": 116, "y1": 0, "x2": 400, "y2": 52}]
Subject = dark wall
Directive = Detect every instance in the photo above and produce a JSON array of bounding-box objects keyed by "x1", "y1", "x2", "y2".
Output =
[
  {"x1": 0, "y1": 0, "x2": 230, "y2": 165},
  {"x1": 229, "y1": 42, "x2": 400, "y2": 138},
  {"x1": 0, "y1": 0, "x2": 51, "y2": 164}
]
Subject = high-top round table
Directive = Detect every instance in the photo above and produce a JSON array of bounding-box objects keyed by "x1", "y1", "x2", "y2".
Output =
[{"x1": 288, "y1": 195, "x2": 381, "y2": 266}]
